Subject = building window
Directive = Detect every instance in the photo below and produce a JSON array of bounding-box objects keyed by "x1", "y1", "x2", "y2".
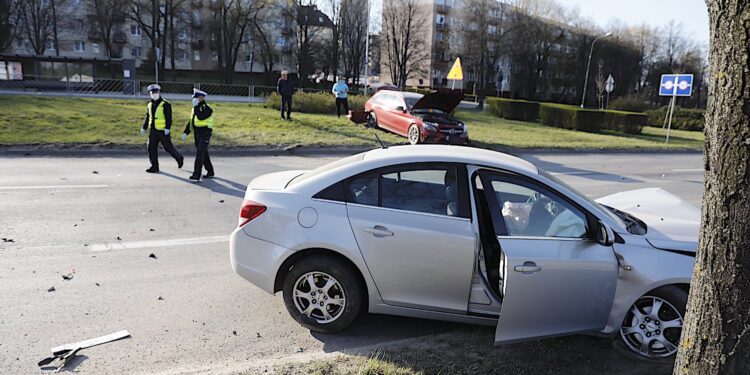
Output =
[
  {"x1": 74, "y1": 41, "x2": 85, "y2": 52},
  {"x1": 177, "y1": 49, "x2": 188, "y2": 60},
  {"x1": 130, "y1": 47, "x2": 141, "y2": 57},
  {"x1": 130, "y1": 24, "x2": 141, "y2": 36},
  {"x1": 92, "y1": 43, "x2": 100, "y2": 54},
  {"x1": 194, "y1": 50, "x2": 201, "y2": 61},
  {"x1": 436, "y1": 14, "x2": 445, "y2": 24},
  {"x1": 211, "y1": 50, "x2": 218, "y2": 62},
  {"x1": 436, "y1": 32, "x2": 444, "y2": 41},
  {"x1": 45, "y1": 39, "x2": 54, "y2": 50}
]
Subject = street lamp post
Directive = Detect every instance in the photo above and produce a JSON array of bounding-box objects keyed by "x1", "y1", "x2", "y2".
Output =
[{"x1": 580, "y1": 31, "x2": 612, "y2": 108}]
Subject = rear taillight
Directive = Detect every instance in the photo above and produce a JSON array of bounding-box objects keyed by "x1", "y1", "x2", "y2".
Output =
[{"x1": 238, "y1": 200, "x2": 266, "y2": 228}]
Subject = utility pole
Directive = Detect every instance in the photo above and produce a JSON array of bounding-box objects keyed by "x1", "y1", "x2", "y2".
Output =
[{"x1": 364, "y1": 0, "x2": 370, "y2": 94}]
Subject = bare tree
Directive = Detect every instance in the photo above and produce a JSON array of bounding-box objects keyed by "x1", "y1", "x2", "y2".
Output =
[
  {"x1": 673, "y1": 0, "x2": 750, "y2": 373},
  {"x1": 129, "y1": 0, "x2": 166, "y2": 74},
  {"x1": 283, "y1": 0, "x2": 324, "y2": 84},
  {"x1": 381, "y1": 0, "x2": 428, "y2": 88},
  {"x1": 457, "y1": 0, "x2": 512, "y2": 103},
  {"x1": 0, "y1": 0, "x2": 20, "y2": 52},
  {"x1": 86, "y1": 0, "x2": 126, "y2": 59},
  {"x1": 165, "y1": 0, "x2": 188, "y2": 80},
  {"x1": 250, "y1": 6, "x2": 279, "y2": 78},
  {"x1": 340, "y1": 0, "x2": 367, "y2": 84},
  {"x1": 16, "y1": 0, "x2": 54, "y2": 55},
  {"x1": 209, "y1": 0, "x2": 265, "y2": 83}
]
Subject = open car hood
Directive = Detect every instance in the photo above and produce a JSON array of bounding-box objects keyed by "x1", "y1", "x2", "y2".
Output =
[
  {"x1": 411, "y1": 91, "x2": 464, "y2": 113},
  {"x1": 595, "y1": 188, "x2": 699, "y2": 252}
]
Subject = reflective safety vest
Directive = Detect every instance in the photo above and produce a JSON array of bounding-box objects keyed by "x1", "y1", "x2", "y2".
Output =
[
  {"x1": 192, "y1": 107, "x2": 214, "y2": 129},
  {"x1": 147, "y1": 100, "x2": 168, "y2": 130}
]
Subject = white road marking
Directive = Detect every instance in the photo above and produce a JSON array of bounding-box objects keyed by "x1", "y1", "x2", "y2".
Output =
[
  {"x1": 671, "y1": 168, "x2": 703, "y2": 172},
  {"x1": 90, "y1": 235, "x2": 228, "y2": 252},
  {"x1": 0, "y1": 184, "x2": 109, "y2": 190}
]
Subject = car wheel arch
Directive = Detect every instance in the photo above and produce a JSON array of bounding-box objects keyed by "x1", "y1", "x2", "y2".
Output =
[{"x1": 273, "y1": 248, "x2": 370, "y2": 304}]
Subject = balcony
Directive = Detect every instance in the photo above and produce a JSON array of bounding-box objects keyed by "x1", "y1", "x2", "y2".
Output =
[
  {"x1": 113, "y1": 32, "x2": 127, "y2": 44},
  {"x1": 436, "y1": 23, "x2": 449, "y2": 31},
  {"x1": 192, "y1": 39, "x2": 204, "y2": 49},
  {"x1": 88, "y1": 30, "x2": 102, "y2": 41},
  {"x1": 436, "y1": 4, "x2": 451, "y2": 12},
  {"x1": 191, "y1": 0, "x2": 202, "y2": 7}
]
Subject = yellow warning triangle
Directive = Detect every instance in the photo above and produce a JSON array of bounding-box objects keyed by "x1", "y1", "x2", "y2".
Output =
[{"x1": 447, "y1": 57, "x2": 463, "y2": 80}]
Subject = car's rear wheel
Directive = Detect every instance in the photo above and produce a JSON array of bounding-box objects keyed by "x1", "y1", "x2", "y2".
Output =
[
  {"x1": 408, "y1": 124, "x2": 421, "y2": 145},
  {"x1": 619, "y1": 286, "x2": 687, "y2": 359},
  {"x1": 282, "y1": 255, "x2": 363, "y2": 333},
  {"x1": 366, "y1": 112, "x2": 378, "y2": 128}
]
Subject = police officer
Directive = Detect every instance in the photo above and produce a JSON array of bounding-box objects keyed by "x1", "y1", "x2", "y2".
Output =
[
  {"x1": 181, "y1": 89, "x2": 214, "y2": 182},
  {"x1": 141, "y1": 84, "x2": 184, "y2": 173}
]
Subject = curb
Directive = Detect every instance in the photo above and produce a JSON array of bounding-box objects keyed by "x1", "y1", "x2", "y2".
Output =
[{"x1": 0, "y1": 144, "x2": 703, "y2": 157}]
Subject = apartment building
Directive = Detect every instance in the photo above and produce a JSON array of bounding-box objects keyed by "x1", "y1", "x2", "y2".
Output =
[{"x1": 3, "y1": 0, "x2": 333, "y2": 77}]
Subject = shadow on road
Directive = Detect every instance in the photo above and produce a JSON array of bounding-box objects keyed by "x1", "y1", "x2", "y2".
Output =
[
  {"x1": 159, "y1": 171, "x2": 246, "y2": 198},
  {"x1": 310, "y1": 313, "x2": 471, "y2": 354}
]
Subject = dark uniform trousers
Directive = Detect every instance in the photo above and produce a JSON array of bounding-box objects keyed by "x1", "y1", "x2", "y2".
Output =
[
  {"x1": 193, "y1": 127, "x2": 214, "y2": 176},
  {"x1": 148, "y1": 129, "x2": 182, "y2": 168}
]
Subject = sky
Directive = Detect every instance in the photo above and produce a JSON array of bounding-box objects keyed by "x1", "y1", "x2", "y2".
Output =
[{"x1": 556, "y1": 0, "x2": 710, "y2": 47}]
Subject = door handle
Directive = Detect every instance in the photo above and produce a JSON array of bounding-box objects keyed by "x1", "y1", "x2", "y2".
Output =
[
  {"x1": 364, "y1": 225, "x2": 394, "y2": 237},
  {"x1": 513, "y1": 261, "x2": 542, "y2": 274}
]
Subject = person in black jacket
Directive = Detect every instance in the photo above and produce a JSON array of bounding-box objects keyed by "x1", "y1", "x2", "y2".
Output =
[
  {"x1": 141, "y1": 84, "x2": 184, "y2": 173},
  {"x1": 277, "y1": 70, "x2": 293, "y2": 121},
  {"x1": 182, "y1": 89, "x2": 214, "y2": 182}
]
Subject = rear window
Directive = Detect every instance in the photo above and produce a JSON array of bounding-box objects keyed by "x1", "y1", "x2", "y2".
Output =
[{"x1": 287, "y1": 153, "x2": 365, "y2": 187}]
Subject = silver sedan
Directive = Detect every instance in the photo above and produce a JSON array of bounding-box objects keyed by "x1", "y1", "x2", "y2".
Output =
[{"x1": 229, "y1": 145, "x2": 696, "y2": 359}]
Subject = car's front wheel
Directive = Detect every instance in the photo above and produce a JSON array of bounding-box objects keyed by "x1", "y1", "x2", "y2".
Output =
[
  {"x1": 619, "y1": 286, "x2": 687, "y2": 359},
  {"x1": 408, "y1": 124, "x2": 421, "y2": 145},
  {"x1": 366, "y1": 112, "x2": 378, "y2": 128},
  {"x1": 282, "y1": 255, "x2": 363, "y2": 333}
]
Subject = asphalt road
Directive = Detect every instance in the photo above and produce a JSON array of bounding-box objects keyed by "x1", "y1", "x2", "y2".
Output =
[{"x1": 0, "y1": 151, "x2": 703, "y2": 374}]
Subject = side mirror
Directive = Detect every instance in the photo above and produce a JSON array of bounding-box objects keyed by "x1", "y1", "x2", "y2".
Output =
[
  {"x1": 596, "y1": 221, "x2": 615, "y2": 246},
  {"x1": 395, "y1": 106, "x2": 406, "y2": 113}
]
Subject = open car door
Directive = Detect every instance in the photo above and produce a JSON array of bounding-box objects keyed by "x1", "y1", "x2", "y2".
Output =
[{"x1": 476, "y1": 170, "x2": 619, "y2": 344}]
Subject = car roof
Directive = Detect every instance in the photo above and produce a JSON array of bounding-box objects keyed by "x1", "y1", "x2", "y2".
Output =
[{"x1": 363, "y1": 145, "x2": 538, "y2": 175}]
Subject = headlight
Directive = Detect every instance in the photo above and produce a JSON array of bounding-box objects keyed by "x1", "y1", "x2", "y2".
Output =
[{"x1": 423, "y1": 122, "x2": 438, "y2": 132}]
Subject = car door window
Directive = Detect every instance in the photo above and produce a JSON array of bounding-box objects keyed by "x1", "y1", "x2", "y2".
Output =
[
  {"x1": 486, "y1": 177, "x2": 588, "y2": 238},
  {"x1": 346, "y1": 164, "x2": 469, "y2": 218},
  {"x1": 347, "y1": 172, "x2": 378, "y2": 206},
  {"x1": 381, "y1": 167, "x2": 458, "y2": 216}
]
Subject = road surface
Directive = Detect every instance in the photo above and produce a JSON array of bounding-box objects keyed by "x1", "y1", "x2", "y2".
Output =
[{"x1": 0, "y1": 151, "x2": 703, "y2": 374}]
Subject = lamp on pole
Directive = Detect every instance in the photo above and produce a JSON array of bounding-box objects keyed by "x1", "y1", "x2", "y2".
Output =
[{"x1": 580, "y1": 31, "x2": 612, "y2": 108}]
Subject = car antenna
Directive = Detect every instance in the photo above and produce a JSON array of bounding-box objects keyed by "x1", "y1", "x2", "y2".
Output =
[{"x1": 369, "y1": 127, "x2": 387, "y2": 149}]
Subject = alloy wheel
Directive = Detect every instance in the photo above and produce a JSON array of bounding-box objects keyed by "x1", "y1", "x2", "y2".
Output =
[
  {"x1": 292, "y1": 271, "x2": 346, "y2": 324},
  {"x1": 408, "y1": 125, "x2": 420, "y2": 145},
  {"x1": 620, "y1": 296, "x2": 683, "y2": 358}
]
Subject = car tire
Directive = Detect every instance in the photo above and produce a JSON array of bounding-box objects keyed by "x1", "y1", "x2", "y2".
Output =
[
  {"x1": 282, "y1": 255, "x2": 363, "y2": 333},
  {"x1": 367, "y1": 112, "x2": 378, "y2": 129},
  {"x1": 619, "y1": 285, "x2": 687, "y2": 359},
  {"x1": 408, "y1": 124, "x2": 421, "y2": 145}
]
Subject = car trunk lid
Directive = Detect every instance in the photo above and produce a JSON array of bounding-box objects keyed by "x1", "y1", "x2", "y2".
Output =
[{"x1": 247, "y1": 170, "x2": 307, "y2": 191}]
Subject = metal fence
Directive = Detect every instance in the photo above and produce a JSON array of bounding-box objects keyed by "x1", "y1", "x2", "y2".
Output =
[{"x1": 0, "y1": 75, "x2": 362, "y2": 103}]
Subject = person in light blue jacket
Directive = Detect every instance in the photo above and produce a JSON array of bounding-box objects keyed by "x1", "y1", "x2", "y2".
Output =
[{"x1": 332, "y1": 77, "x2": 349, "y2": 118}]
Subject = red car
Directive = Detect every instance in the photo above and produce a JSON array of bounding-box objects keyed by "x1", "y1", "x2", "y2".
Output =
[{"x1": 363, "y1": 90, "x2": 468, "y2": 145}]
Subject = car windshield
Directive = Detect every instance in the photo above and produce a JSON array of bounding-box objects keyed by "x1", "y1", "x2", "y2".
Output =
[
  {"x1": 404, "y1": 96, "x2": 421, "y2": 109},
  {"x1": 287, "y1": 153, "x2": 365, "y2": 187},
  {"x1": 538, "y1": 169, "x2": 627, "y2": 229}
]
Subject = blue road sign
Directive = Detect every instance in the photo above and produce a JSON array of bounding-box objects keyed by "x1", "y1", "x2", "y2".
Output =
[{"x1": 659, "y1": 74, "x2": 693, "y2": 96}]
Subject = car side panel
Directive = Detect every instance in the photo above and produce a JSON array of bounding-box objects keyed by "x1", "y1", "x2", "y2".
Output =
[
  {"x1": 600, "y1": 234, "x2": 695, "y2": 336},
  {"x1": 236, "y1": 190, "x2": 385, "y2": 308}
]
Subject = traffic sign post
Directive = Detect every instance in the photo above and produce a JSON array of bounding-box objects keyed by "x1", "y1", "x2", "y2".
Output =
[
  {"x1": 659, "y1": 74, "x2": 693, "y2": 143},
  {"x1": 447, "y1": 57, "x2": 463, "y2": 90},
  {"x1": 605, "y1": 74, "x2": 614, "y2": 109}
]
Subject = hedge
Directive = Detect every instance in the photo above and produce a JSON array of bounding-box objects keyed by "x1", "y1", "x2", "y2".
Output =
[
  {"x1": 646, "y1": 106, "x2": 705, "y2": 131},
  {"x1": 487, "y1": 98, "x2": 540, "y2": 122},
  {"x1": 539, "y1": 104, "x2": 603, "y2": 133},
  {"x1": 266, "y1": 91, "x2": 369, "y2": 114},
  {"x1": 602, "y1": 110, "x2": 646, "y2": 134}
]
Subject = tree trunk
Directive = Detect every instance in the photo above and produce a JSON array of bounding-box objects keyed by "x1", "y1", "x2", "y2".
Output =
[{"x1": 673, "y1": 1, "x2": 750, "y2": 374}]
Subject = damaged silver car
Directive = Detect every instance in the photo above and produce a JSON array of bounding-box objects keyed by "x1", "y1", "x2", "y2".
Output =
[{"x1": 230, "y1": 145, "x2": 697, "y2": 359}]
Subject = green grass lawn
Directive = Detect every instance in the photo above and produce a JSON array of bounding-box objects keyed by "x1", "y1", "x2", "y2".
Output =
[{"x1": 0, "y1": 95, "x2": 703, "y2": 150}]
